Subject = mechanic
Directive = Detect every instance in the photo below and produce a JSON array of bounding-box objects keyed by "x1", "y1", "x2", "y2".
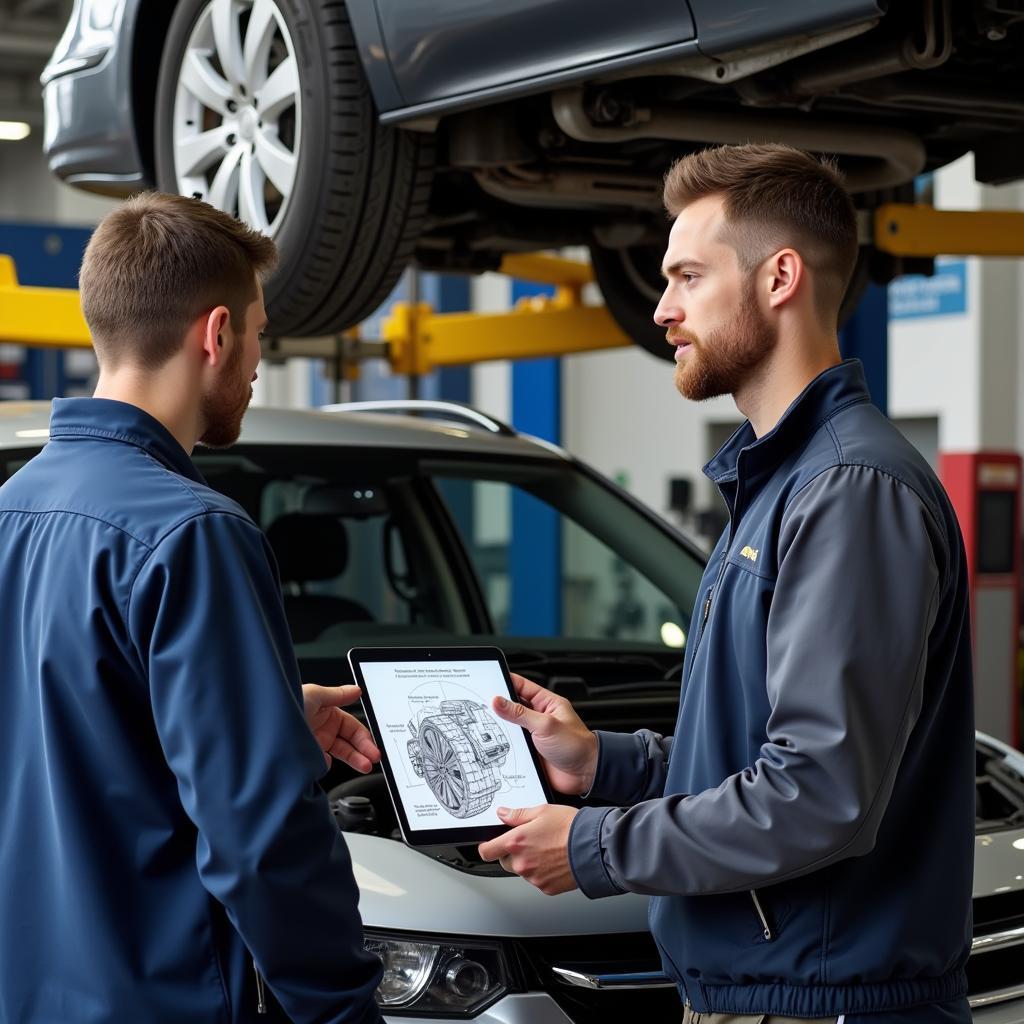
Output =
[
  {"x1": 480, "y1": 143, "x2": 974, "y2": 1024},
  {"x1": 0, "y1": 193, "x2": 383, "y2": 1024}
]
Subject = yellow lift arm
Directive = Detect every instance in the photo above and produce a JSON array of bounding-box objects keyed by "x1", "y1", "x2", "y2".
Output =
[
  {"x1": 5, "y1": 205, "x2": 1024, "y2": 370},
  {"x1": 384, "y1": 252, "x2": 630, "y2": 376},
  {"x1": 0, "y1": 255, "x2": 92, "y2": 349},
  {"x1": 874, "y1": 205, "x2": 1024, "y2": 258}
]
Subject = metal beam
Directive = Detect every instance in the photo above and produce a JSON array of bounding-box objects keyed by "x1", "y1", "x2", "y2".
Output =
[
  {"x1": 498, "y1": 252, "x2": 595, "y2": 288},
  {"x1": 874, "y1": 203, "x2": 1024, "y2": 258},
  {"x1": 382, "y1": 292, "x2": 630, "y2": 376}
]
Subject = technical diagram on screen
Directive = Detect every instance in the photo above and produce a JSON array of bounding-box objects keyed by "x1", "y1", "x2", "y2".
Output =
[
  {"x1": 407, "y1": 699, "x2": 511, "y2": 818},
  {"x1": 348, "y1": 646, "x2": 552, "y2": 846}
]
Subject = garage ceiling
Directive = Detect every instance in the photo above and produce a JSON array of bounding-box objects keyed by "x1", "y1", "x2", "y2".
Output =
[{"x1": 0, "y1": 0, "x2": 70, "y2": 127}]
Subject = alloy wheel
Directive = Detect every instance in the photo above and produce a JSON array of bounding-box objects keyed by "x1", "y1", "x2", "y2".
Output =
[{"x1": 172, "y1": 0, "x2": 301, "y2": 235}]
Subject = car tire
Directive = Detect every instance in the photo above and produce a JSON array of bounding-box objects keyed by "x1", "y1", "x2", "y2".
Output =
[
  {"x1": 589, "y1": 242, "x2": 674, "y2": 362},
  {"x1": 154, "y1": 0, "x2": 434, "y2": 337}
]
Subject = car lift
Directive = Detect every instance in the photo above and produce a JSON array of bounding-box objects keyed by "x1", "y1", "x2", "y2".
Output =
[{"x1": 2, "y1": 205, "x2": 1024, "y2": 370}]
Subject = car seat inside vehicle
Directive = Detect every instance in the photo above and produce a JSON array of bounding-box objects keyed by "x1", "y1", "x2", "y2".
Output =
[{"x1": 267, "y1": 512, "x2": 375, "y2": 642}]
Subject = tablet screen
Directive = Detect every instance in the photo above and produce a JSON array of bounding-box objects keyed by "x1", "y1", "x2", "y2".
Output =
[{"x1": 350, "y1": 647, "x2": 550, "y2": 844}]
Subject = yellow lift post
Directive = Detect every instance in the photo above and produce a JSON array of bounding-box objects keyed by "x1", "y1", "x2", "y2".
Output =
[{"x1": 5, "y1": 205, "x2": 1024, "y2": 368}]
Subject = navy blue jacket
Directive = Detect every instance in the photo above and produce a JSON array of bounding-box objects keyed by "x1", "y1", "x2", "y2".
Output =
[
  {"x1": 569, "y1": 361, "x2": 974, "y2": 1017},
  {"x1": 0, "y1": 399, "x2": 382, "y2": 1024}
]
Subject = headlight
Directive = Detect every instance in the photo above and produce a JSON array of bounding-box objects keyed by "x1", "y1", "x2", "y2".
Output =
[{"x1": 364, "y1": 933, "x2": 510, "y2": 1016}]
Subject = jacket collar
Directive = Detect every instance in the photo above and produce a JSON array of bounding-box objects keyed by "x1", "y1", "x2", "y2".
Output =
[
  {"x1": 48, "y1": 397, "x2": 206, "y2": 485},
  {"x1": 704, "y1": 358, "x2": 871, "y2": 485}
]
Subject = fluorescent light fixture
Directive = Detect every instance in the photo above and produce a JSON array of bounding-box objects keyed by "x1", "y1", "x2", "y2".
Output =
[{"x1": 0, "y1": 122, "x2": 31, "y2": 141}]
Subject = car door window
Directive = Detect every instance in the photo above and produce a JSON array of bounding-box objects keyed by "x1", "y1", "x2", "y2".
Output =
[
  {"x1": 195, "y1": 453, "x2": 472, "y2": 645},
  {"x1": 433, "y1": 471, "x2": 699, "y2": 651}
]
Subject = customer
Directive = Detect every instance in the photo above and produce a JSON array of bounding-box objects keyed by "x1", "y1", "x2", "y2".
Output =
[
  {"x1": 480, "y1": 144, "x2": 974, "y2": 1024},
  {"x1": 0, "y1": 193, "x2": 383, "y2": 1024}
]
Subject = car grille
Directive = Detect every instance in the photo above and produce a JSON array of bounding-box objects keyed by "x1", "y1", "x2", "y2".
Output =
[
  {"x1": 514, "y1": 933, "x2": 683, "y2": 1022},
  {"x1": 968, "y1": 890, "x2": 1024, "y2": 1008}
]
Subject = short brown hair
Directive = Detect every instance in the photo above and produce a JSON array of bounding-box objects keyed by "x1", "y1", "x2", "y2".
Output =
[
  {"x1": 663, "y1": 143, "x2": 858, "y2": 326},
  {"x1": 79, "y1": 192, "x2": 277, "y2": 369}
]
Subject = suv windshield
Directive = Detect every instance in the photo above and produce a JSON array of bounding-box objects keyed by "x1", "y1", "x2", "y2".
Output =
[{"x1": 187, "y1": 445, "x2": 704, "y2": 694}]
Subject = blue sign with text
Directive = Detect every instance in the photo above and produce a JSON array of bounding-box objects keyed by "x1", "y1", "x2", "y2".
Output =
[{"x1": 889, "y1": 259, "x2": 968, "y2": 320}]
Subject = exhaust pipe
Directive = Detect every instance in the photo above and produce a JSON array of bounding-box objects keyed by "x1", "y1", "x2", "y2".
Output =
[{"x1": 551, "y1": 87, "x2": 926, "y2": 192}]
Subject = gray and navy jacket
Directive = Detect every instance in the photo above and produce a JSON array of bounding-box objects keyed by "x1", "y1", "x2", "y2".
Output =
[
  {"x1": 0, "y1": 399, "x2": 383, "y2": 1024},
  {"x1": 568, "y1": 360, "x2": 975, "y2": 1018}
]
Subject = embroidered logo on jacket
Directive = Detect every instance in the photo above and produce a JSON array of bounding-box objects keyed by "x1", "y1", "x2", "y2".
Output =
[{"x1": 740, "y1": 545, "x2": 759, "y2": 562}]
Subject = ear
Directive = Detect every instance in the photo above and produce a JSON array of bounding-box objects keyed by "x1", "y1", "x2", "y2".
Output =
[
  {"x1": 200, "y1": 306, "x2": 232, "y2": 367},
  {"x1": 764, "y1": 248, "x2": 805, "y2": 312}
]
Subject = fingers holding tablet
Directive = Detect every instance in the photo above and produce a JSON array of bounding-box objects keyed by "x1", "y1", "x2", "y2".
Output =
[
  {"x1": 491, "y1": 678, "x2": 599, "y2": 797},
  {"x1": 477, "y1": 803, "x2": 580, "y2": 895}
]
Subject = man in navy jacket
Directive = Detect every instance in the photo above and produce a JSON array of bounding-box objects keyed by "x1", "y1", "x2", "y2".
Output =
[
  {"x1": 0, "y1": 194, "x2": 383, "y2": 1023},
  {"x1": 480, "y1": 145, "x2": 974, "y2": 1023}
]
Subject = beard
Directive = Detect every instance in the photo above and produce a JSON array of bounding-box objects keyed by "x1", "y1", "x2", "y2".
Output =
[
  {"x1": 673, "y1": 281, "x2": 777, "y2": 402},
  {"x1": 198, "y1": 338, "x2": 252, "y2": 448}
]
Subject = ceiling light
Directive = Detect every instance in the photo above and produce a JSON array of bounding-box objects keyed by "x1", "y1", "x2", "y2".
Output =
[{"x1": 0, "y1": 122, "x2": 31, "y2": 142}]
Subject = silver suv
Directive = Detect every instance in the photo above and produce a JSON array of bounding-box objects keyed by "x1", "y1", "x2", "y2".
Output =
[{"x1": 1, "y1": 400, "x2": 1022, "y2": 1022}]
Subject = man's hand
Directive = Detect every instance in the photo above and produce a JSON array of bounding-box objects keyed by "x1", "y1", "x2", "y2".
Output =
[
  {"x1": 478, "y1": 804, "x2": 579, "y2": 895},
  {"x1": 492, "y1": 674, "x2": 599, "y2": 795},
  {"x1": 302, "y1": 684, "x2": 381, "y2": 772}
]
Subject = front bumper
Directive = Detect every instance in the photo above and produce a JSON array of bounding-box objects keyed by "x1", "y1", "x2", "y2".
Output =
[
  {"x1": 42, "y1": 0, "x2": 150, "y2": 197},
  {"x1": 383, "y1": 992, "x2": 571, "y2": 1024}
]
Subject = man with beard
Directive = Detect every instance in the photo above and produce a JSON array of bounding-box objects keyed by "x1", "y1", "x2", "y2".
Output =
[
  {"x1": 479, "y1": 144, "x2": 974, "y2": 1024},
  {"x1": 0, "y1": 193, "x2": 384, "y2": 1024}
]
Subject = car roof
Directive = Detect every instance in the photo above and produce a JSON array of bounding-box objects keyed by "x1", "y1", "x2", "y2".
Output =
[{"x1": 0, "y1": 401, "x2": 565, "y2": 461}]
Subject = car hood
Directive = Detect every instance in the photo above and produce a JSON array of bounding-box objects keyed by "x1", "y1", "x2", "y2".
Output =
[
  {"x1": 346, "y1": 825, "x2": 1024, "y2": 936},
  {"x1": 974, "y1": 826, "x2": 1024, "y2": 898},
  {"x1": 346, "y1": 833, "x2": 650, "y2": 936}
]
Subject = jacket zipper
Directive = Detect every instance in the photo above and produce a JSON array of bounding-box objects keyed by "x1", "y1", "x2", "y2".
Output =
[
  {"x1": 254, "y1": 959, "x2": 267, "y2": 1014},
  {"x1": 690, "y1": 552, "x2": 728, "y2": 663},
  {"x1": 698, "y1": 587, "x2": 713, "y2": 642},
  {"x1": 750, "y1": 889, "x2": 774, "y2": 941},
  {"x1": 688, "y1": 468, "x2": 744, "y2": 669}
]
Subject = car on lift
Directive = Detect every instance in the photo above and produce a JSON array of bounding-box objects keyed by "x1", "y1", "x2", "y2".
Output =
[
  {"x1": 41, "y1": 0, "x2": 1024, "y2": 360},
  {"x1": 2, "y1": 399, "x2": 1023, "y2": 1022}
]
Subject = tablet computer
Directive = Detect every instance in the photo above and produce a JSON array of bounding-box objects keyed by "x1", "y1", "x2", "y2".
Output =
[{"x1": 347, "y1": 645, "x2": 552, "y2": 846}]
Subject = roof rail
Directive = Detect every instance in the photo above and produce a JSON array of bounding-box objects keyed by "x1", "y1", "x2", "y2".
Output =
[{"x1": 320, "y1": 400, "x2": 517, "y2": 437}]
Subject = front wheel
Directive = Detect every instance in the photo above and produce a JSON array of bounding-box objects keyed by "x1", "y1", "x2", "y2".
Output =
[
  {"x1": 589, "y1": 242, "x2": 674, "y2": 362},
  {"x1": 154, "y1": 0, "x2": 434, "y2": 337}
]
